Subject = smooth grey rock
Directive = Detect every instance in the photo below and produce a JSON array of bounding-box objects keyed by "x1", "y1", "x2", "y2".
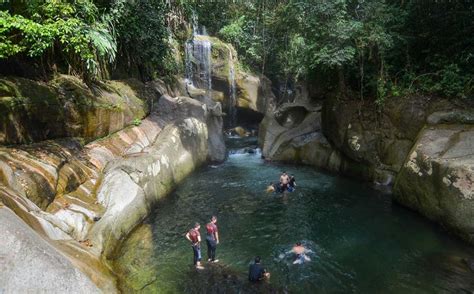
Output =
[
  {"x1": 89, "y1": 118, "x2": 209, "y2": 258},
  {"x1": 394, "y1": 124, "x2": 474, "y2": 243},
  {"x1": 0, "y1": 206, "x2": 99, "y2": 294},
  {"x1": 427, "y1": 110, "x2": 474, "y2": 125}
]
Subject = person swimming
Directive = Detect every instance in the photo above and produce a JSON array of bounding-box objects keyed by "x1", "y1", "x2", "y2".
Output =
[
  {"x1": 266, "y1": 182, "x2": 276, "y2": 193},
  {"x1": 287, "y1": 175, "x2": 296, "y2": 192},
  {"x1": 267, "y1": 182, "x2": 287, "y2": 193},
  {"x1": 292, "y1": 242, "x2": 311, "y2": 264},
  {"x1": 280, "y1": 171, "x2": 290, "y2": 192},
  {"x1": 248, "y1": 256, "x2": 270, "y2": 281}
]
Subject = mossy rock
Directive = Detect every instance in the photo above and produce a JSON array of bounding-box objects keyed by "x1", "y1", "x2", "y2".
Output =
[
  {"x1": 0, "y1": 75, "x2": 151, "y2": 145},
  {"x1": 0, "y1": 79, "x2": 20, "y2": 97}
]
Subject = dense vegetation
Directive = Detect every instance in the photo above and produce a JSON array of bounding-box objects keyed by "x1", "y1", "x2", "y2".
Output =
[
  {"x1": 195, "y1": 0, "x2": 473, "y2": 101},
  {"x1": 0, "y1": 0, "x2": 187, "y2": 81},
  {"x1": 0, "y1": 0, "x2": 472, "y2": 101}
]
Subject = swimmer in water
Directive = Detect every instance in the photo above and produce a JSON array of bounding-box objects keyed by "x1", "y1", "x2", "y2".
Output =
[
  {"x1": 266, "y1": 182, "x2": 276, "y2": 193},
  {"x1": 248, "y1": 256, "x2": 271, "y2": 281},
  {"x1": 292, "y1": 242, "x2": 311, "y2": 264},
  {"x1": 280, "y1": 171, "x2": 290, "y2": 192}
]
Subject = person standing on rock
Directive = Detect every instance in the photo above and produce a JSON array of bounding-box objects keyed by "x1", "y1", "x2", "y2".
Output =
[
  {"x1": 186, "y1": 222, "x2": 204, "y2": 270},
  {"x1": 206, "y1": 215, "x2": 219, "y2": 263}
]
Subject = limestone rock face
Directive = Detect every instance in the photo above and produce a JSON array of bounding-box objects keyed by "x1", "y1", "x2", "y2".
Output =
[
  {"x1": 319, "y1": 95, "x2": 463, "y2": 183},
  {"x1": 0, "y1": 75, "x2": 155, "y2": 145},
  {"x1": 185, "y1": 35, "x2": 276, "y2": 125},
  {"x1": 236, "y1": 73, "x2": 276, "y2": 115},
  {"x1": 0, "y1": 206, "x2": 99, "y2": 293},
  {"x1": 394, "y1": 125, "x2": 474, "y2": 243},
  {"x1": 0, "y1": 77, "x2": 225, "y2": 290},
  {"x1": 260, "y1": 86, "x2": 471, "y2": 187},
  {"x1": 322, "y1": 97, "x2": 416, "y2": 174},
  {"x1": 0, "y1": 95, "x2": 215, "y2": 243},
  {"x1": 259, "y1": 102, "x2": 322, "y2": 159},
  {"x1": 260, "y1": 87, "x2": 474, "y2": 244},
  {"x1": 90, "y1": 116, "x2": 209, "y2": 257}
]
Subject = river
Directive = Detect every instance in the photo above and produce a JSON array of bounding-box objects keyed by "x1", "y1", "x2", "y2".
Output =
[{"x1": 113, "y1": 137, "x2": 474, "y2": 293}]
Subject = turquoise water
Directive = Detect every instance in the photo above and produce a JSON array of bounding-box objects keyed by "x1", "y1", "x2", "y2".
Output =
[{"x1": 114, "y1": 137, "x2": 474, "y2": 293}]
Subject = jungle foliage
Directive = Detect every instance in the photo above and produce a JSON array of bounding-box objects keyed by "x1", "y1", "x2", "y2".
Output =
[
  {"x1": 0, "y1": 0, "x2": 472, "y2": 100},
  {"x1": 194, "y1": 0, "x2": 473, "y2": 100},
  {"x1": 0, "y1": 0, "x2": 188, "y2": 81}
]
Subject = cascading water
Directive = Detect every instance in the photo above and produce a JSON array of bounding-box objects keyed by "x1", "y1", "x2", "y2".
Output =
[
  {"x1": 185, "y1": 14, "x2": 212, "y2": 100},
  {"x1": 228, "y1": 50, "x2": 237, "y2": 127}
]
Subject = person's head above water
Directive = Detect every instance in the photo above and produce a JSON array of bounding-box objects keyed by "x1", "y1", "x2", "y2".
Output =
[
  {"x1": 296, "y1": 242, "x2": 302, "y2": 247},
  {"x1": 254, "y1": 256, "x2": 261, "y2": 264}
]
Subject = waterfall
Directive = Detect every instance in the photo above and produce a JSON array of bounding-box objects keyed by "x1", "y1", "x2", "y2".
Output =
[
  {"x1": 228, "y1": 50, "x2": 237, "y2": 127},
  {"x1": 185, "y1": 14, "x2": 212, "y2": 100}
]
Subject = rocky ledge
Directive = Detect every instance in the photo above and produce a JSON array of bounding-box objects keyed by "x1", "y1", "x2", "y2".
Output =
[{"x1": 0, "y1": 76, "x2": 225, "y2": 292}]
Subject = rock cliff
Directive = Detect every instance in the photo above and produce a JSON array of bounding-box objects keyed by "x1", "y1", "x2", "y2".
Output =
[{"x1": 259, "y1": 88, "x2": 474, "y2": 243}]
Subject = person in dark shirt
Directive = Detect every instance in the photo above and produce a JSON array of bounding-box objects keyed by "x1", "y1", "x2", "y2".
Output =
[
  {"x1": 288, "y1": 175, "x2": 296, "y2": 192},
  {"x1": 185, "y1": 222, "x2": 204, "y2": 269},
  {"x1": 289, "y1": 175, "x2": 296, "y2": 188},
  {"x1": 248, "y1": 256, "x2": 270, "y2": 281},
  {"x1": 206, "y1": 215, "x2": 220, "y2": 263}
]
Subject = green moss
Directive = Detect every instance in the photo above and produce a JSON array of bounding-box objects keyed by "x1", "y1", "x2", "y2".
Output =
[
  {"x1": 0, "y1": 79, "x2": 21, "y2": 97},
  {"x1": 0, "y1": 75, "x2": 151, "y2": 145}
]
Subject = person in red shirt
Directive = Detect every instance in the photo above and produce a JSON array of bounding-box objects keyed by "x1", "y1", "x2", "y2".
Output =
[
  {"x1": 206, "y1": 215, "x2": 219, "y2": 263},
  {"x1": 185, "y1": 222, "x2": 204, "y2": 269}
]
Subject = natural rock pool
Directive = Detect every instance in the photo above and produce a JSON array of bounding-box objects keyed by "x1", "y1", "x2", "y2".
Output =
[{"x1": 113, "y1": 137, "x2": 474, "y2": 293}]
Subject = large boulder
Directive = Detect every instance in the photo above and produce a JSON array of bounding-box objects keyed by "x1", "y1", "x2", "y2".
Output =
[
  {"x1": 0, "y1": 75, "x2": 155, "y2": 145},
  {"x1": 89, "y1": 115, "x2": 209, "y2": 258},
  {"x1": 235, "y1": 73, "x2": 276, "y2": 115},
  {"x1": 258, "y1": 99, "x2": 352, "y2": 174},
  {"x1": 0, "y1": 90, "x2": 224, "y2": 290},
  {"x1": 0, "y1": 206, "x2": 100, "y2": 293},
  {"x1": 318, "y1": 95, "x2": 462, "y2": 183},
  {"x1": 394, "y1": 124, "x2": 474, "y2": 243},
  {"x1": 259, "y1": 102, "x2": 322, "y2": 159}
]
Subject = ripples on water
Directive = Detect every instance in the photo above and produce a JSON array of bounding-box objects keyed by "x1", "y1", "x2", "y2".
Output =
[{"x1": 114, "y1": 137, "x2": 474, "y2": 293}]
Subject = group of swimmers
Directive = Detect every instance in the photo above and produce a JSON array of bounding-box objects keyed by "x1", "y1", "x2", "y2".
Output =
[
  {"x1": 267, "y1": 171, "x2": 296, "y2": 193},
  {"x1": 185, "y1": 210, "x2": 311, "y2": 283},
  {"x1": 184, "y1": 171, "x2": 305, "y2": 282},
  {"x1": 248, "y1": 242, "x2": 312, "y2": 282}
]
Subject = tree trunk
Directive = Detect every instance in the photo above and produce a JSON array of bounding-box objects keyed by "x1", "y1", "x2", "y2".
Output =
[{"x1": 338, "y1": 66, "x2": 346, "y2": 94}]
